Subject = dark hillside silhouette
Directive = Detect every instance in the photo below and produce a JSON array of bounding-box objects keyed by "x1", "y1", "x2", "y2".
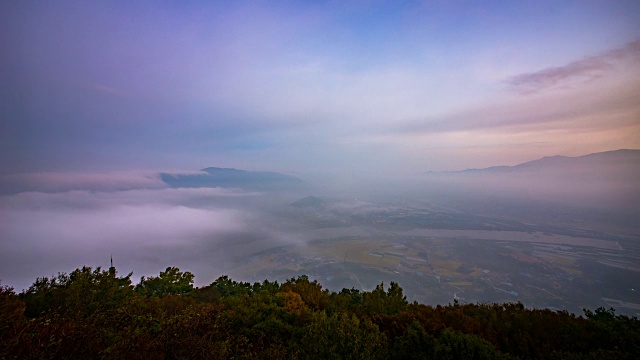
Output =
[{"x1": 1, "y1": 265, "x2": 638, "y2": 359}]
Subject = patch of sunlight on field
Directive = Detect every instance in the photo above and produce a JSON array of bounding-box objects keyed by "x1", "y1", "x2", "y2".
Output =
[
  {"x1": 551, "y1": 256, "x2": 576, "y2": 266},
  {"x1": 559, "y1": 266, "x2": 582, "y2": 276},
  {"x1": 431, "y1": 258, "x2": 461, "y2": 271},
  {"x1": 432, "y1": 258, "x2": 463, "y2": 277},
  {"x1": 469, "y1": 267, "x2": 486, "y2": 277}
]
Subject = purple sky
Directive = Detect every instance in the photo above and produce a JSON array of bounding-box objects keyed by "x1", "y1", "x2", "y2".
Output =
[{"x1": 2, "y1": 0, "x2": 640, "y2": 177}]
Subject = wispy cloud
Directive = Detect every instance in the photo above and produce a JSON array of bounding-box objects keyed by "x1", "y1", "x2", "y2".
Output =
[
  {"x1": 393, "y1": 81, "x2": 640, "y2": 135},
  {"x1": 506, "y1": 39, "x2": 640, "y2": 94}
]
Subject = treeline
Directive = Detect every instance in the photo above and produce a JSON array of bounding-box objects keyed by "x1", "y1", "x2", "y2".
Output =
[{"x1": 1, "y1": 266, "x2": 638, "y2": 359}]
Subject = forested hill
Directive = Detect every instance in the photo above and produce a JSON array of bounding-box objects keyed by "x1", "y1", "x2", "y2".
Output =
[{"x1": 2, "y1": 266, "x2": 639, "y2": 359}]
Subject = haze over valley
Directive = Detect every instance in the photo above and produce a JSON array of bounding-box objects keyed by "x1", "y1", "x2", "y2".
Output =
[
  {"x1": 2, "y1": 1, "x2": 640, "y2": 319},
  {"x1": 2, "y1": 150, "x2": 639, "y2": 316}
]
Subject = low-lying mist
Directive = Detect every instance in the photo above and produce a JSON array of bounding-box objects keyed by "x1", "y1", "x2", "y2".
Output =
[
  {"x1": 0, "y1": 186, "x2": 306, "y2": 291},
  {"x1": 1, "y1": 151, "x2": 638, "y2": 293}
]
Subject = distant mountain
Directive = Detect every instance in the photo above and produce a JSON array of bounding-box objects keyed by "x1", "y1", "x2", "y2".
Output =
[
  {"x1": 160, "y1": 167, "x2": 303, "y2": 190},
  {"x1": 421, "y1": 149, "x2": 640, "y2": 212},
  {"x1": 435, "y1": 149, "x2": 640, "y2": 175}
]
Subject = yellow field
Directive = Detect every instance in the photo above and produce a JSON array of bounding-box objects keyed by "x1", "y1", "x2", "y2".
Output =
[
  {"x1": 550, "y1": 256, "x2": 576, "y2": 266},
  {"x1": 232, "y1": 258, "x2": 282, "y2": 277},
  {"x1": 431, "y1": 257, "x2": 461, "y2": 270},
  {"x1": 297, "y1": 238, "x2": 409, "y2": 272},
  {"x1": 431, "y1": 257, "x2": 463, "y2": 277}
]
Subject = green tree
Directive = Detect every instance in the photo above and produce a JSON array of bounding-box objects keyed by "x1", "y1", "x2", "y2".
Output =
[
  {"x1": 386, "y1": 281, "x2": 408, "y2": 313},
  {"x1": 20, "y1": 266, "x2": 133, "y2": 319},
  {"x1": 0, "y1": 284, "x2": 25, "y2": 357},
  {"x1": 300, "y1": 311, "x2": 388, "y2": 359},
  {"x1": 135, "y1": 267, "x2": 194, "y2": 297},
  {"x1": 328, "y1": 287, "x2": 363, "y2": 314},
  {"x1": 435, "y1": 329, "x2": 502, "y2": 360},
  {"x1": 281, "y1": 275, "x2": 329, "y2": 311},
  {"x1": 392, "y1": 321, "x2": 436, "y2": 359},
  {"x1": 363, "y1": 281, "x2": 408, "y2": 315}
]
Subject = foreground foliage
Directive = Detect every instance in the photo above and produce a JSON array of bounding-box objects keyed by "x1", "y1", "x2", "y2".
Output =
[{"x1": 1, "y1": 266, "x2": 638, "y2": 359}]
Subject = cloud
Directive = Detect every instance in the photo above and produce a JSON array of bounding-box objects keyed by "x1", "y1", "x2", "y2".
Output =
[
  {"x1": 1, "y1": 187, "x2": 259, "y2": 211},
  {"x1": 3, "y1": 1, "x2": 639, "y2": 177},
  {"x1": 506, "y1": 39, "x2": 640, "y2": 94},
  {"x1": 393, "y1": 79, "x2": 640, "y2": 136},
  {"x1": 0, "y1": 186, "x2": 283, "y2": 291},
  {"x1": 362, "y1": 74, "x2": 640, "y2": 172},
  {"x1": 0, "y1": 172, "x2": 167, "y2": 194}
]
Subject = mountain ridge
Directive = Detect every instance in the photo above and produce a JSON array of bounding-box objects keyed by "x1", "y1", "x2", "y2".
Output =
[
  {"x1": 428, "y1": 149, "x2": 640, "y2": 174},
  {"x1": 160, "y1": 167, "x2": 303, "y2": 190}
]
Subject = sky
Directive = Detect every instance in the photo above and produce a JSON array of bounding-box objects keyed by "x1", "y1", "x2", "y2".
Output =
[
  {"x1": 2, "y1": 0, "x2": 640, "y2": 178},
  {"x1": 1, "y1": 0, "x2": 640, "y2": 291}
]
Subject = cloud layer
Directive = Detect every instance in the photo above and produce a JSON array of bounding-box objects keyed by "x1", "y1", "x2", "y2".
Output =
[{"x1": 0, "y1": 187, "x2": 291, "y2": 291}]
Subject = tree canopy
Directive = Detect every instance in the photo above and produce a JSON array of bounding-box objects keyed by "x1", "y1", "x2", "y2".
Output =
[
  {"x1": 135, "y1": 266, "x2": 195, "y2": 297},
  {"x1": 1, "y1": 265, "x2": 638, "y2": 359}
]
